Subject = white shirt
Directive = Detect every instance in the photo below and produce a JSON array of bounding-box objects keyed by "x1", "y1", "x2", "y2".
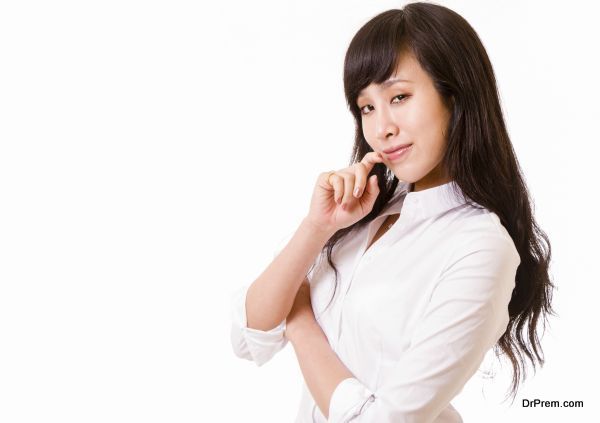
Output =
[{"x1": 230, "y1": 180, "x2": 520, "y2": 422}]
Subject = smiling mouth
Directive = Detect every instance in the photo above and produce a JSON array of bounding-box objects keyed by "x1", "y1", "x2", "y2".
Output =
[
  {"x1": 383, "y1": 143, "x2": 413, "y2": 154},
  {"x1": 384, "y1": 144, "x2": 413, "y2": 161}
]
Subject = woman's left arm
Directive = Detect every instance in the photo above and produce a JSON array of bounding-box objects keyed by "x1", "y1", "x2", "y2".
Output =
[{"x1": 285, "y1": 281, "x2": 355, "y2": 420}]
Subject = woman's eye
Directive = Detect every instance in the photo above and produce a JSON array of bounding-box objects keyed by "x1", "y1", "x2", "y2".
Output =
[
  {"x1": 359, "y1": 105, "x2": 374, "y2": 115},
  {"x1": 359, "y1": 95, "x2": 407, "y2": 115}
]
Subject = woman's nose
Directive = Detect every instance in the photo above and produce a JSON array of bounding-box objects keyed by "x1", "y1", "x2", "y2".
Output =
[{"x1": 375, "y1": 108, "x2": 399, "y2": 140}]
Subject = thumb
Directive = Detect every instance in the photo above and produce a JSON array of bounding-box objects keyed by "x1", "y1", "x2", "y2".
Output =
[{"x1": 362, "y1": 174, "x2": 380, "y2": 203}]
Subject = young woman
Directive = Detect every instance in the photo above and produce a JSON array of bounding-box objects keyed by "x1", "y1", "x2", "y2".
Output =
[{"x1": 230, "y1": 3, "x2": 555, "y2": 422}]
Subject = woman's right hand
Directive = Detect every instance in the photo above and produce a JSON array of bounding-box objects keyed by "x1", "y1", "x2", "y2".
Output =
[{"x1": 305, "y1": 151, "x2": 385, "y2": 234}]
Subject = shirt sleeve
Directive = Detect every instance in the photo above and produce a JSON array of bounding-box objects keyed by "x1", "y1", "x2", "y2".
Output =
[
  {"x1": 229, "y1": 230, "x2": 297, "y2": 366},
  {"x1": 327, "y1": 234, "x2": 521, "y2": 423},
  {"x1": 229, "y1": 283, "x2": 289, "y2": 366}
]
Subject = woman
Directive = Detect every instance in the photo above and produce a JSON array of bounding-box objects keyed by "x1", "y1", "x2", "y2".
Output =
[{"x1": 230, "y1": 2, "x2": 555, "y2": 422}]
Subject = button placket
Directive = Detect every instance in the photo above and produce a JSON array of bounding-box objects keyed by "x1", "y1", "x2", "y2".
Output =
[
  {"x1": 336, "y1": 225, "x2": 379, "y2": 345},
  {"x1": 336, "y1": 195, "x2": 408, "y2": 346}
]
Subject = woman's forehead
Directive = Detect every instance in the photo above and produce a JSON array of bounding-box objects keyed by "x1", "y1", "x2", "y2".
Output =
[{"x1": 357, "y1": 54, "x2": 424, "y2": 99}]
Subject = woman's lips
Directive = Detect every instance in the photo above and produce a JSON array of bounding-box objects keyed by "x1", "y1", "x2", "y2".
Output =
[{"x1": 385, "y1": 144, "x2": 413, "y2": 161}]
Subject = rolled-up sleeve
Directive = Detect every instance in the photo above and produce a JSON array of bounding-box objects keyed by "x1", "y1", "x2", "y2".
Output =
[
  {"x1": 229, "y1": 283, "x2": 288, "y2": 366},
  {"x1": 229, "y1": 230, "x2": 297, "y2": 366},
  {"x1": 328, "y1": 234, "x2": 521, "y2": 422}
]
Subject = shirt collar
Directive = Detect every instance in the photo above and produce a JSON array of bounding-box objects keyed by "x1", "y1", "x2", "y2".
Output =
[{"x1": 379, "y1": 180, "x2": 468, "y2": 221}]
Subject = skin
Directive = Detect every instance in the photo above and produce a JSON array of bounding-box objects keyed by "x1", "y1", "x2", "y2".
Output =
[
  {"x1": 283, "y1": 51, "x2": 455, "y2": 418},
  {"x1": 357, "y1": 49, "x2": 453, "y2": 192},
  {"x1": 286, "y1": 281, "x2": 354, "y2": 419}
]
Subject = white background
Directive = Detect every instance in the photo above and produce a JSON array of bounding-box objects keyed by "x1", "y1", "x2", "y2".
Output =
[{"x1": 0, "y1": 0, "x2": 597, "y2": 421}]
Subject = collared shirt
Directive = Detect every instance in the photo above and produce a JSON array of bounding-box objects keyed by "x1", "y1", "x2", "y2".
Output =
[{"x1": 230, "y1": 180, "x2": 520, "y2": 422}]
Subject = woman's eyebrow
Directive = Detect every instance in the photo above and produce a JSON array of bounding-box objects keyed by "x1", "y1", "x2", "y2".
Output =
[{"x1": 358, "y1": 78, "x2": 413, "y2": 100}]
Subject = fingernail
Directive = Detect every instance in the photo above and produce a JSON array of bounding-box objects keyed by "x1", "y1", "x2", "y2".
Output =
[{"x1": 353, "y1": 187, "x2": 361, "y2": 197}]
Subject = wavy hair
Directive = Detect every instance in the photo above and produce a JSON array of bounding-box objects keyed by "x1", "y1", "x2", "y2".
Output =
[{"x1": 315, "y1": 1, "x2": 556, "y2": 402}]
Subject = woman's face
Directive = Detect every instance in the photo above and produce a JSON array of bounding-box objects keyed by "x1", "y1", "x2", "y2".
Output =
[{"x1": 357, "y1": 50, "x2": 452, "y2": 192}]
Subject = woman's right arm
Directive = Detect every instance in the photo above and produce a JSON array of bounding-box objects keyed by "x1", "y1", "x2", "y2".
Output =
[
  {"x1": 234, "y1": 152, "x2": 384, "y2": 366},
  {"x1": 245, "y1": 217, "x2": 334, "y2": 331}
]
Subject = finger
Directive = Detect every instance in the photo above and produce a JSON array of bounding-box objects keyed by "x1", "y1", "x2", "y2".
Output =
[
  {"x1": 340, "y1": 172, "x2": 356, "y2": 209},
  {"x1": 322, "y1": 171, "x2": 340, "y2": 202},
  {"x1": 362, "y1": 173, "x2": 380, "y2": 202},
  {"x1": 329, "y1": 173, "x2": 344, "y2": 204},
  {"x1": 353, "y1": 162, "x2": 368, "y2": 198},
  {"x1": 352, "y1": 152, "x2": 383, "y2": 198},
  {"x1": 360, "y1": 151, "x2": 385, "y2": 173},
  {"x1": 320, "y1": 171, "x2": 335, "y2": 190}
]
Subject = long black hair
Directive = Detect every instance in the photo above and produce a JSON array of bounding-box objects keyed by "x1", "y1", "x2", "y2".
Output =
[{"x1": 316, "y1": 1, "x2": 556, "y2": 402}]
